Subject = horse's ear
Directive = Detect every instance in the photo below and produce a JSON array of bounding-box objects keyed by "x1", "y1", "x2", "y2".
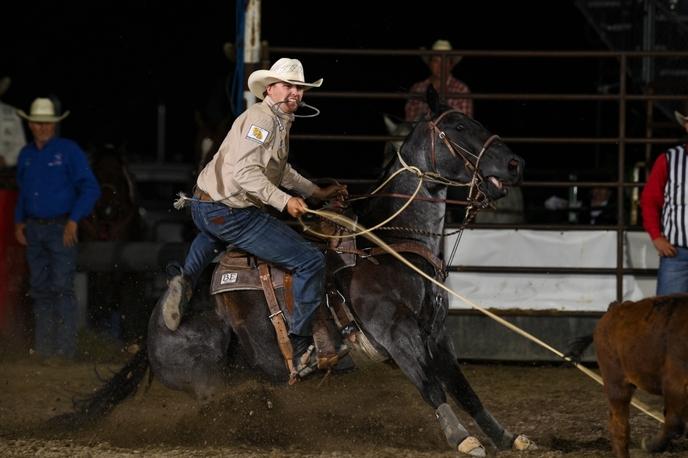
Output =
[
  {"x1": 426, "y1": 85, "x2": 440, "y2": 115},
  {"x1": 383, "y1": 113, "x2": 398, "y2": 135}
]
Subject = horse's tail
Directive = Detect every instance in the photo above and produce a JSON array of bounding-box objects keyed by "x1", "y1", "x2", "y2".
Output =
[
  {"x1": 47, "y1": 343, "x2": 150, "y2": 429},
  {"x1": 565, "y1": 334, "x2": 594, "y2": 363}
]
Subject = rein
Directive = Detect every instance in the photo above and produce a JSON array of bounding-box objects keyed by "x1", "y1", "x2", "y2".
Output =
[
  {"x1": 324, "y1": 110, "x2": 498, "y2": 263},
  {"x1": 348, "y1": 192, "x2": 472, "y2": 207}
]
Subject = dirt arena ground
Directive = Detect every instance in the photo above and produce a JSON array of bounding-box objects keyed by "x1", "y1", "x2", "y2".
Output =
[{"x1": 0, "y1": 350, "x2": 686, "y2": 458}]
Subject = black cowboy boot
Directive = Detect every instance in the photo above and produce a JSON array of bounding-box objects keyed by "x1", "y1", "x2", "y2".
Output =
[{"x1": 161, "y1": 263, "x2": 192, "y2": 331}]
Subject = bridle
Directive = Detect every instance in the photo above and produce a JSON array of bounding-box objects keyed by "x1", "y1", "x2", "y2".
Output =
[
  {"x1": 354, "y1": 110, "x2": 502, "y2": 213},
  {"x1": 426, "y1": 109, "x2": 500, "y2": 207},
  {"x1": 342, "y1": 110, "x2": 504, "y2": 265}
]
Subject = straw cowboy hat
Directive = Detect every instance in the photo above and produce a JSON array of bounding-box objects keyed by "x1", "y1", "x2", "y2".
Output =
[
  {"x1": 674, "y1": 110, "x2": 688, "y2": 126},
  {"x1": 248, "y1": 58, "x2": 323, "y2": 100},
  {"x1": 17, "y1": 98, "x2": 70, "y2": 123},
  {"x1": 421, "y1": 39, "x2": 463, "y2": 67}
]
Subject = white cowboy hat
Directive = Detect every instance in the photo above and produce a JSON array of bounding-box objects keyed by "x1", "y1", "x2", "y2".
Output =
[
  {"x1": 248, "y1": 58, "x2": 323, "y2": 100},
  {"x1": 675, "y1": 110, "x2": 688, "y2": 126},
  {"x1": 17, "y1": 98, "x2": 70, "y2": 123},
  {"x1": 0, "y1": 76, "x2": 10, "y2": 98},
  {"x1": 421, "y1": 39, "x2": 463, "y2": 67}
]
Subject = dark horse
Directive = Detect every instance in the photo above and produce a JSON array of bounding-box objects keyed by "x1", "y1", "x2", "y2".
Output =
[
  {"x1": 79, "y1": 144, "x2": 144, "y2": 341},
  {"x1": 57, "y1": 89, "x2": 533, "y2": 456},
  {"x1": 567, "y1": 294, "x2": 688, "y2": 458},
  {"x1": 80, "y1": 144, "x2": 140, "y2": 242}
]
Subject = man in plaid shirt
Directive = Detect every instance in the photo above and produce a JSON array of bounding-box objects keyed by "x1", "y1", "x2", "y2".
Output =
[{"x1": 405, "y1": 39, "x2": 473, "y2": 122}]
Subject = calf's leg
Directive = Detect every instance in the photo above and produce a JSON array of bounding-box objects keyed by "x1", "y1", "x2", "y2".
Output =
[
  {"x1": 642, "y1": 378, "x2": 687, "y2": 453},
  {"x1": 601, "y1": 370, "x2": 634, "y2": 458}
]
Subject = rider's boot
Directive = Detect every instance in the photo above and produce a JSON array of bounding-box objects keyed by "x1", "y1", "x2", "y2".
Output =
[
  {"x1": 161, "y1": 274, "x2": 192, "y2": 331},
  {"x1": 312, "y1": 307, "x2": 350, "y2": 370},
  {"x1": 289, "y1": 333, "x2": 316, "y2": 376}
]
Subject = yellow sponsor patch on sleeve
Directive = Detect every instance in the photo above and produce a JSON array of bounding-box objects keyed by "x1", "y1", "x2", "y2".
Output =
[{"x1": 246, "y1": 124, "x2": 270, "y2": 144}]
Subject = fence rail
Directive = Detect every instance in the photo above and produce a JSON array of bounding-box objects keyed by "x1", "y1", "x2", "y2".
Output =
[{"x1": 259, "y1": 46, "x2": 688, "y2": 305}]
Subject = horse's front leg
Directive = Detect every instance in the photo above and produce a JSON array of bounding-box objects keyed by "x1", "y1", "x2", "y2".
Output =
[{"x1": 433, "y1": 333, "x2": 536, "y2": 452}]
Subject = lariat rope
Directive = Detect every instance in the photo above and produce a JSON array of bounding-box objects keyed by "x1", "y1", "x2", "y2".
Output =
[
  {"x1": 171, "y1": 105, "x2": 662, "y2": 422},
  {"x1": 300, "y1": 208, "x2": 664, "y2": 424}
]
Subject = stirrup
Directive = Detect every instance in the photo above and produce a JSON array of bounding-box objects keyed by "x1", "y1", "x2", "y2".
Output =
[
  {"x1": 317, "y1": 343, "x2": 350, "y2": 370},
  {"x1": 295, "y1": 344, "x2": 318, "y2": 379}
]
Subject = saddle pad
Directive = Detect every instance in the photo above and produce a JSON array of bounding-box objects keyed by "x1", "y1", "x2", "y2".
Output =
[{"x1": 211, "y1": 253, "x2": 286, "y2": 295}]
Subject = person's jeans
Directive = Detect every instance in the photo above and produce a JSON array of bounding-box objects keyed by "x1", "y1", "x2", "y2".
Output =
[
  {"x1": 25, "y1": 220, "x2": 78, "y2": 359},
  {"x1": 656, "y1": 246, "x2": 688, "y2": 295},
  {"x1": 183, "y1": 230, "x2": 225, "y2": 287},
  {"x1": 184, "y1": 200, "x2": 325, "y2": 336}
]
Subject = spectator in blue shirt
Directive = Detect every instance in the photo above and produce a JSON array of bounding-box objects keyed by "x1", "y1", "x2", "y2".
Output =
[{"x1": 14, "y1": 98, "x2": 100, "y2": 360}]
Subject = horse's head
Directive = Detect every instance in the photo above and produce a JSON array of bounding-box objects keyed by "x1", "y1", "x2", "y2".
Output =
[
  {"x1": 94, "y1": 183, "x2": 128, "y2": 222},
  {"x1": 80, "y1": 145, "x2": 139, "y2": 241},
  {"x1": 405, "y1": 86, "x2": 524, "y2": 203}
]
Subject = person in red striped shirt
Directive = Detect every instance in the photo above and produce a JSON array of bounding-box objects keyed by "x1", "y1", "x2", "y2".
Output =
[{"x1": 640, "y1": 109, "x2": 688, "y2": 294}]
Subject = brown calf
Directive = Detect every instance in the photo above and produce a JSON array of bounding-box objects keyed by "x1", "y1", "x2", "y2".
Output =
[{"x1": 571, "y1": 294, "x2": 688, "y2": 458}]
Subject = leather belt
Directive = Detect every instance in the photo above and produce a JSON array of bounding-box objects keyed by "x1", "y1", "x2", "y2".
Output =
[
  {"x1": 26, "y1": 214, "x2": 69, "y2": 225},
  {"x1": 194, "y1": 189, "x2": 214, "y2": 202}
]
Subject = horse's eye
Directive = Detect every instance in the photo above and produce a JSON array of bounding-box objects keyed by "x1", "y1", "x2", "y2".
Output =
[{"x1": 455, "y1": 124, "x2": 464, "y2": 131}]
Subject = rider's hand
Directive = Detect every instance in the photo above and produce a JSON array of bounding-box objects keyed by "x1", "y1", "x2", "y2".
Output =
[
  {"x1": 652, "y1": 236, "x2": 677, "y2": 257},
  {"x1": 286, "y1": 196, "x2": 309, "y2": 218},
  {"x1": 14, "y1": 223, "x2": 26, "y2": 246},
  {"x1": 63, "y1": 220, "x2": 79, "y2": 247},
  {"x1": 312, "y1": 183, "x2": 348, "y2": 202}
]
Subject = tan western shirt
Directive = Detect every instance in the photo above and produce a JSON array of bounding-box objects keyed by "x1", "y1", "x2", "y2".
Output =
[{"x1": 196, "y1": 97, "x2": 317, "y2": 211}]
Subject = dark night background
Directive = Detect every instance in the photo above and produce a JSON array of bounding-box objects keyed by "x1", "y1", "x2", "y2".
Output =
[{"x1": 1, "y1": 1, "x2": 622, "y2": 182}]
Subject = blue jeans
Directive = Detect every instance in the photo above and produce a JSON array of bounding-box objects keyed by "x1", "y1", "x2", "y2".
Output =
[
  {"x1": 25, "y1": 221, "x2": 78, "y2": 359},
  {"x1": 183, "y1": 200, "x2": 325, "y2": 336},
  {"x1": 656, "y1": 246, "x2": 688, "y2": 295}
]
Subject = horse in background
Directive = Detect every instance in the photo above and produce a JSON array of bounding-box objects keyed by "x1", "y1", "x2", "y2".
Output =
[
  {"x1": 567, "y1": 294, "x2": 688, "y2": 458},
  {"x1": 80, "y1": 144, "x2": 139, "y2": 242},
  {"x1": 79, "y1": 144, "x2": 145, "y2": 343},
  {"x1": 193, "y1": 42, "x2": 236, "y2": 175},
  {"x1": 382, "y1": 113, "x2": 411, "y2": 173}
]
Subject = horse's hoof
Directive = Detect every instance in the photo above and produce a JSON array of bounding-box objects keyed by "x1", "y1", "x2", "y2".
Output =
[
  {"x1": 513, "y1": 434, "x2": 537, "y2": 451},
  {"x1": 457, "y1": 436, "x2": 486, "y2": 457},
  {"x1": 641, "y1": 435, "x2": 666, "y2": 453},
  {"x1": 125, "y1": 343, "x2": 141, "y2": 354}
]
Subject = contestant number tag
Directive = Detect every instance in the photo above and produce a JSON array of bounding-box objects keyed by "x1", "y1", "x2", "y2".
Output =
[{"x1": 221, "y1": 272, "x2": 238, "y2": 284}]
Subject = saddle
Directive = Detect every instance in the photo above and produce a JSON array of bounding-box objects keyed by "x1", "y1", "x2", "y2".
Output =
[
  {"x1": 210, "y1": 211, "x2": 447, "y2": 383},
  {"x1": 211, "y1": 243, "x2": 361, "y2": 383}
]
